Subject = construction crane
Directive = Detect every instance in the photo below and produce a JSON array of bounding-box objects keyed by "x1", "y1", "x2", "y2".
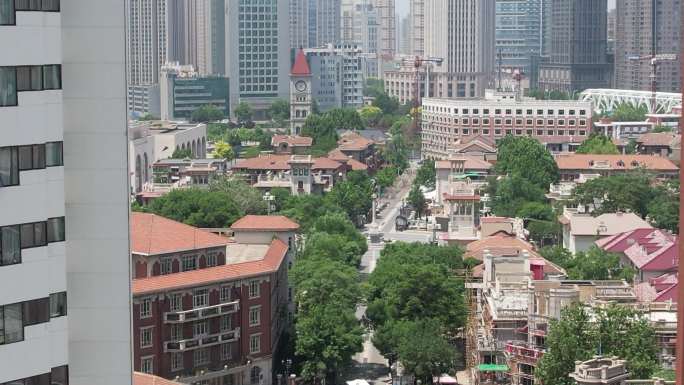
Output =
[
  {"x1": 411, "y1": 56, "x2": 444, "y2": 142},
  {"x1": 628, "y1": 53, "x2": 678, "y2": 113}
]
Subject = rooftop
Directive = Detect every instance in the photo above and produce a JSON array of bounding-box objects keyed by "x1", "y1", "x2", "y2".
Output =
[
  {"x1": 134, "y1": 372, "x2": 182, "y2": 385},
  {"x1": 132, "y1": 238, "x2": 288, "y2": 295},
  {"x1": 234, "y1": 154, "x2": 343, "y2": 171},
  {"x1": 555, "y1": 154, "x2": 678, "y2": 171},
  {"x1": 230, "y1": 215, "x2": 300, "y2": 232},
  {"x1": 131, "y1": 213, "x2": 229, "y2": 256},
  {"x1": 271, "y1": 135, "x2": 314, "y2": 147},
  {"x1": 597, "y1": 228, "x2": 677, "y2": 272},
  {"x1": 436, "y1": 156, "x2": 493, "y2": 171},
  {"x1": 636, "y1": 132, "x2": 680, "y2": 147},
  {"x1": 561, "y1": 210, "x2": 652, "y2": 236},
  {"x1": 291, "y1": 48, "x2": 311, "y2": 76},
  {"x1": 337, "y1": 131, "x2": 374, "y2": 151}
]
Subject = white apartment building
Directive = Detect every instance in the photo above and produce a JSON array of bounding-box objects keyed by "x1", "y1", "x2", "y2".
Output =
[
  {"x1": 125, "y1": 0, "x2": 168, "y2": 86},
  {"x1": 421, "y1": 91, "x2": 593, "y2": 159},
  {"x1": 0, "y1": 1, "x2": 132, "y2": 385},
  {"x1": 305, "y1": 44, "x2": 366, "y2": 111}
]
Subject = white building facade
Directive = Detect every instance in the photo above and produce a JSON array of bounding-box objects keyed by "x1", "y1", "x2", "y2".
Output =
[
  {"x1": 0, "y1": 1, "x2": 132, "y2": 385},
  {"x1": 305, "y1": 44, "x2": 366, "y2": 111}
]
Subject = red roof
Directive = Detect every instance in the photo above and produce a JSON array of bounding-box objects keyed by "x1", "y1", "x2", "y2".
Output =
[
  {"x1": 555, "y1": 154, "x2": 678, "y2": 171},
  {"x1": 291, "y1": 48, "x2": 311, "y2": 76},
  {"x1": 481, "y1": 216, "x2": 512, "y2": 224},
  {"x1": 235, "y1": 154, "x2": 292, "y2": 171},
  {"x1": 132, "y1": 239, "x2": 288, "y2": 295},
  {"x1": 231, "y1": 215, "x2": 300, "y2": 231},
  {"x1": 134, "y1": 373, "x2": 182, "y2": 385},
  {"x1": 312, "y1": 157, "x2": 344, "y2": 170},
  {"x1": 271, "y1": 135, "x2": 313, "y2": 147},
  {"x1": 131, "y1": 213, "x2": 229, "y2": 256},
  {"x1": 596, "y1": 228, "x2": 678, "y2": 272},
  {"x1": 337, "y1": 131, "x2": 374, "y2": 151},
  {"x1": 347, "y1": 158, "x2": 368, "y2": 171}
]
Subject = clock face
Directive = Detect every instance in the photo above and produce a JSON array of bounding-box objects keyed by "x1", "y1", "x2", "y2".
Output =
[{"x1": 295, "y1": 80, "x2": 307, "y2": 92}]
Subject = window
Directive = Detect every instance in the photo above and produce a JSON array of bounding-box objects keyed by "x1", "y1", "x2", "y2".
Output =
[
  {"x1": 140, "y1": 357, "x2": 153, "y2": 374},
  {"x1": 20, "y1": 222, "x2": 46, "y2": 249},
  {"x1": 207, "y1": 253, "x2": 217, "y2": 267},
  {"x1": 170, "y1": 324, "x2": 182, "y2": 341},
  {"x1": 0, "y1": 67, "x2": 17, "y2": 106},
  {"x1": 249, "y1": 334, "x2": 261, "y2": 354},
  {"x1": 182, "y1": 255, "x2": 196, "y2": 271},
  {"x1": 193, "y1": 289, "x2": 208, "y2": 308},
  {"x1": 169, "y1": 293, "x2": 182, "y2": 312},
  {"x1": 194, "y1": 321, "x2": 207, "y2": 337},
  {"x1": 250, "y1": 366, "x2": 262, "y2": 385},
  {"x1": 16, "y1": 66, "x2": 42, "y2": 91},
  {"x1": 15, "y1": 0, "x2": 60, "y2": 11},
  {"x1": 221, "y1": 343, "x2": 232, "y2": 360},
  {"x1": 0, "y1": 146, "x2": 19, "y2": 187},
  {"x1": 45, "y1": 142, "x2": 63, "y2": 167},
  {"x1": 194, "y1": 348, "x2": 210, "y2": 366},
  {"x1": 171, "y1": 352, "x2": 183, "y2": 371},
  {"x1": 0, "y1": 225, "x2": 21, "y2": 266},
  {"x1": 23, "y1": 297, "x2": 49, "y2": 326},
  {"x1": 0, "y1": 0, "x2": 16, "y2": 25},
  {"x1": 47, "y1": 217, "x2": 65, "y2": 243},
  {"x1": 248, "y1": 280, "x2": 260, "y2": 298},
  {"x1": 51, "y1": 365, "x2": 68, "y2": 385},
  {"x1": 18, "y1": 144, "x2": 45, "y2": 170},
  {"x1": 140, "y1": 327, "x2": 153, "y2": 348},
  {"x1": 140, "y1": 298, "x2": 152, "y2": 319},
  {"x1": 49, "y1": 292, "x2": 67, "y2": 318},
  {"x1": 42, "y1": 65, "x2": 61, "y2": 90},
  {"x1": 160, "y1": 257, "x2": 172, "y2": 275},
  {"x1": 220, "y1": 286, "x2": 232, "y2": 302},
  {"x1": 0, "y1": 303, "x2": 24, "y2": 345},
  {"x1": 249, "y1": 306, "x2": 261, "y2": 327},
  {"x1": 221, "y1": 315, "x2": 232, "y2": 331}
]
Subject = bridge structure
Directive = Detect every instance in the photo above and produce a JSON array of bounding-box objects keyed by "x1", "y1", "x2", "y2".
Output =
[{"x1": 579, "y1": 88, "x2": 682, "y2": 114}]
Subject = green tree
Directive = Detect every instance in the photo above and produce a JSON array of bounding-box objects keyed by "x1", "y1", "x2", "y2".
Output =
[
  {"x1": 300, "y1": 114, "x2": 340, "y2": 154},
  {"x1": 268, "y1": 99, "x2": 290, "y2": 125},
  {"x1": 565, "y1": 246, "x2": 635, "y2": 282},
  {"x1": 144, "y1": 188, "x2": 242, "y2": 228},
  {"x1": 170, "y1": 147, "x2": 193, "y2": 159},
  {"x1": 610, "y1": 103, "x2": 648, "y2": 122},
  {"x1": 326, "y1": 108, "x2": 364, "y2": 130},
  {"x1": 495, "y1": 135, "x2": 559, "y2": 188},
  {"x1": 191, "y1": 104, "x2": 224, "y2": 123},
  {"x1": 415, "y1": 159, "x2": 436, "y2": 189},
  {"x1": 488, "y1": 174, "x2": 547, "y2": 217},
  {"x1": 359, "y1": 105, "x2": 383, "y2": 127},
  {"x1": 407, "y1": 185, "x2": 427, "y2": 219},
  {"x1": 539, "y1": 246, "x2": 573, "y2": 268},
  {"x1": 397, "y1": 320, "x2": 460, "y2": 384},
  {"x1": 208, "y1": 177, "x2": 267, "y2": 214},
  {"x1": 278, "y1": 194, "x2": 345, "y2": 231},
  {"x1": 234, "y1": 101, "x2": 254, "y2": 125},
  {"x1": 138, "y1": 113, "x2": 158, "y2": 121},
  {"x1": 212, "y1": 140, "x2": 235, "y2": 160},
  {"x1": 651, "y1": 125, "x2": 673, "y2": 133},
  {"x1": 572, "y1": 172, "x2": 658, "y2": 218},
  {"x1": 376, "y1": 166, "x2": 398, "y2": 189},
  {"x1": 384, "y1": 117, "x2": 410, "y2": 171},
  {"x1": 291, "y1": 257, "x2": 361, "y2": 311},
  {"x1": 625, "y1": 138, "x2": 638, "y2": 154},
  {"x1": 326, "y1": 171, "x2": 374, "y2": 225},
  {"x1": 576, "y1": 133, "x2": 620, "y2": 154},
  {"x1": 364, "y1": 77, "x2": 385, "y2": 98},
  {"x1": 372, "y1": 92, "x2": 400, "y2": 115},
  {"x1": 310, "y1": 212, "x2": 368, "y2": 255},
  {"x1": 207, "y1": 123, "x2": 229, "y2": 141}
]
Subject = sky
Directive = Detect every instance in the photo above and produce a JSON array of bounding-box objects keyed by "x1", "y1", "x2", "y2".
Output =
[{"x1": 395, "y1": 0, "x2": 616, "y2": 18}]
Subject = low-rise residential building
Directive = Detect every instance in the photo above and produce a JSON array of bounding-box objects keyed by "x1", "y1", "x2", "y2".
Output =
[
  {"x1": 270, "y1": 135, "x2": 313, "y2": 155},
  {"x1": 160, "y1": 62, "x2": 230, "y2": 121},
  {"x1": 555, "y1": 154, "x2": 679, "y2": 182},
  {"x1": 421, "y1": 92, "x2": 593, "y2": 159},
  {"x1": 593, "y1": 119, "x2": 655, "y2": 140},
  {"x1": 129, "y1": 121, "x2": 208, "y2": 193},
  {"x1": 336, "y1": 131, "x2": 378, "y2": 165},
  {"x1": 596, "y1": 229, "x2": 678, "y2": 284},
  {"x1": 449, "y1": 135, "x2": 498, "y2": 162},
  {"x1": 636, "y1": 133, "x2": 681, "y2": 158},
  {"x1": 152, "y1": 158, "x2": 229, "y2": 187},
  {"x1": 559, "y1": 208, "x2": 652, "y2": 254},
  {"x1": 131, "y1": 213, "x2": 298, "y2": 385},
  {"x1": 435, "y1": 156, "x2": 493, "y2": 200}
]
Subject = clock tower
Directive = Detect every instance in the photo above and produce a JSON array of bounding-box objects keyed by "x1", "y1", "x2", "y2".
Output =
[{"x1": 290, "y1": 48, "x2": 312, "y2": 135}]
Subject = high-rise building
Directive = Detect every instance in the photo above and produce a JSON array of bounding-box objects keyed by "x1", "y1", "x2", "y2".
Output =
[
  {"x1": 409, "y1": 0, "x2": 424, "y2": 57},
  {"x1": 376, "y1": 0, "x2": 396, "y2": 58},
  {"x1": 424, "y1": 0, "x2": 496, "y2": 98},
  {"x1": 306, "y1": 44, "x2": 367, "y2": 111},
  {"x1": 340, "y1": 0, "x2": 378, "y2": 53},
  {"x1": 0, "y1": 2, "x2": 132, "y2": 385},
  {"x1": 614, "y1": 0, "x2": 681, "y2": 93},
  {"x1": 538, "y1": 0, "x2": 611, "y2": 92},
  {"x1": 495, "y1": 0, "x2": 542, "y2": 74},
  {"x1": 126, "y1": 0, "x2": 168, "y2": 86},
  {"x1": 309, "y1": 0, "x2": 341, "y2": 47},
  {"x1": 209, "y1": 0, "x2": 226, "y2": 75},
  {"x1": 167, "y1": 0, "x2": 215, "y2": 75},
  {"x1": 225, "y1": 0, "x2": 290, "y2": 119},
  {"x1": 290, "y1": 0, "x2": 309, "y2": 50},
  {"x1": 398, "y1": 14, "x2": 410, "y2": 55}
]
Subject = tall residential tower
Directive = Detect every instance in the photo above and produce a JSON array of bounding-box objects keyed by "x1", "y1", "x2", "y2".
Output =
[{"x1": 0, "y1": 1, "x2": 132, "y2": 385}]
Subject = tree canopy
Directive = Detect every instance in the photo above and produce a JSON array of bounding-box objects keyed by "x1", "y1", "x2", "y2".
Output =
[
  {"x1": 536, "y1": 304, "x2": 659, "y2": 385},
  {"x1": 414, "y1": 159, "x2": 436, "y2": 189},
  {"x1": 610, "y1": 103, "x2": 647, "y2": 122},
  {"x1": 495, "y1": 135, "x2": 559, "y2": 188},
  {"x1": 407, "y1": 185, "x2": 427, "y2": 219},
  {"x1": 212, "y1": 140, "x2": 234, "y2": 160},
  {"x1": 359, "y1": 105, "x2": 383, "y2": 127},
  {"x1": 138, "y1": 188, "x2": 242, "y2": 228},
  {"x1": 575, "y1": 133, "x2": 619, "y2": 154},
  {"x1": 170, "y1": 147, "x2": 193, "y2": 159},
  {"x1": 268, "y1": 99, "x2": 290, "y2": 124},
  {"x1": 234, "y1": 101, "x2": 254, "y2": 125},
  {"x1": 191, "y1": 104, "x2": 224, "y2": 123},
  {"x1": 326, "y1": 171, "x2": 374, "y2": 225},
  {"x1": 300, "y1": 113, "x2": 341, "y2": 154}
]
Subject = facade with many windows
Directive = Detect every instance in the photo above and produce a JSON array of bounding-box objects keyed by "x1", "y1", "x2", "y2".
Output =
[
  {"x1": 421, "y1": 92, "x2": 594, "y2": 159},
  {"x1": 131, "y1": 213, "x2": 299, "y2": 385},
  {"x1": 0, "y1": 1, "x2": 132, "y2": 384},
  {"x1": 305, "y1": 43, "x2": 366, "y2": 111}
]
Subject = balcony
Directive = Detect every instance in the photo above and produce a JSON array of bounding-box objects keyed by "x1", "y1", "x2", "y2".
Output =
[
  {"x1": 164, "y1": 300, "x2": 239, "y2": 323},
  {"x1": 164, "y1": 328, "x2": 240, "y2": 352},
  {"x1": 504, "y1": 341, "x2": 544, "y2": 366}
]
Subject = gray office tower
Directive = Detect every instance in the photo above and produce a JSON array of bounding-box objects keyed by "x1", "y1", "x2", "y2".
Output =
[
  {"x1": 495, "y1": 0, "x2": 542, "y2": 74},
  {"x1": 615, "y1": 0, "x2": 681, "y2": 93},
  {"x1": 225, "y1": 0, "x2": 290, "y2": 119},
  {"x1": 537, "y1": 0, "x2": 611, "y2": 93},
  {"x1": 308, "y1": 0, "x2": 341, "y2": 47}
]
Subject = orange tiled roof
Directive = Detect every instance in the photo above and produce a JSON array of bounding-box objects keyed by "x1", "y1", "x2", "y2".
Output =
[
  {"x1": 312, "y1": 157, "x2": 344, "y2": 170},
  {"x1": 328, "y1": 149, "x2": 350, "y2": 161},
  {"x1": 636, "y1": 132, "x2": 679, "y2": 147},
  {"x1": 230, "y1": 215, "x2": 300, "y2": 231},
  {"x1": 555, "y1": 154, "x2": 678, "y2": 171},
  {"x1": 347, "y1": 158, "x2": 368, "y2": 171},
  {"x1": 131, "y1": 212, "x2": 229, "y2": 256},
  {"x1": 134, "y1": 373, "x2": 182, "y2": 385},
  {"x1": 271, "y1": 135, "x2": 313, "y2": 147},
  {"x1": 337, "y1": 131, "x2": 374, "y2": 151},
  {"x1": 132, "y1": 239, "x2": 288, "y2": 295},
  {"x1": 234, "y1": 154, "x2": 291, "y2": 171}
]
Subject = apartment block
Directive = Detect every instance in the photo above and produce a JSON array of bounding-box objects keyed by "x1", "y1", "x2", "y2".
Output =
[
  {"x1": 420, "y1": 91, "x2": 594, "y2": 159},
  {"x1": 305, "y1": 44, "x2": 366, "y2": 111},
  {"x1": 0, "y1": 1, "x2": 132, "y2": 384}
]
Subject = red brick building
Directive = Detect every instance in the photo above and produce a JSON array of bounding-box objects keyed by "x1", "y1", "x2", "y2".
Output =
[{"x1": 130, "y1": 213, "x2": 299, "y2": 385}]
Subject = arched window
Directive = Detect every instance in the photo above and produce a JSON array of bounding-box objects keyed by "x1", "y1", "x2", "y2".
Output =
[
  {"x1": 192, "y1": 140, "x2": 197, "y2": 157},
  {"x1": 250, "y1": 366, "x2": 262, "y2": 385},
  {"x1": 201, "y1": 137, "x2": 207, "y2": 158}
]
